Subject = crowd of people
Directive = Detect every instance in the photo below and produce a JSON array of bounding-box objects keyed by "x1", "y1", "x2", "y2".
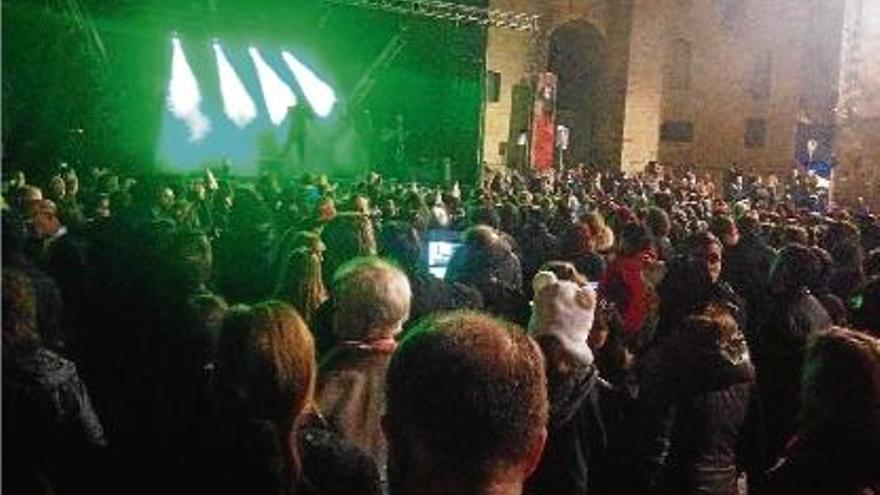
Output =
[{"x1": 3, "y1": 160, "x2": 879, "y2": 495}]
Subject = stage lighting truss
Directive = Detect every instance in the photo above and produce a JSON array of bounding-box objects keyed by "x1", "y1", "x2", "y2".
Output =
[{"x1": 325, "y1": 0, "x2": 540, "y2": 31}]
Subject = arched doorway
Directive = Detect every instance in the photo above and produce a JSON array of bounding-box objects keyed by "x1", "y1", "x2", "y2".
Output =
[{"x1": 548, "y1": 21, "x2": 606, "y2": 167}]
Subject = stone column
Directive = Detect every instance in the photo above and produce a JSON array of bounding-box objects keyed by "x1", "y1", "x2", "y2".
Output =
[{"x1": 619, "y1": 0, "x2": 665, "y2": 174}]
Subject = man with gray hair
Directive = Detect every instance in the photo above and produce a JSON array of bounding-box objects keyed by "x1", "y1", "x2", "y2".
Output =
[{"x1": 318, "y1": 256, "x2": 411, "y2": 477}]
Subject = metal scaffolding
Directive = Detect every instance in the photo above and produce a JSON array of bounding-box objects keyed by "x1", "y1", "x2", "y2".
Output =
[{"x1": 324, "y1": 0, "x2": 540, "y2": 31}]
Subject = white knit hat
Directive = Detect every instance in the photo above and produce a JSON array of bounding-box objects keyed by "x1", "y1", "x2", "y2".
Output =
[{"x1": 528, "y1": 271, "x2": 597, "y2": 366}]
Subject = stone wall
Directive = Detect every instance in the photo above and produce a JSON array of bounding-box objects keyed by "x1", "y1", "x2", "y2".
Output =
[
  {"x1": 483, "y1": 0, "x2": 616, "y2": 170},
  {"x1": 654, "y1": 0, "x2": 848, "y2": 178},
  {"x1": 833, "y1": 0, "x2": 880, "y2": 208},
  {"x1": 619, "y1": 0, "x2": 663, "y2": 173},
  {"x1": 482, "y1": 0, "x2": 875, "y2": 191}
]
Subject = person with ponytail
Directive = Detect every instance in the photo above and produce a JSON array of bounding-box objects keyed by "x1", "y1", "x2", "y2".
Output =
[
  {"x1": 211, "y1": 301, "x2": 380, "y2": 495},
  {"x1": 275, "y1": 232, "x2": 328, "y2": 328}
]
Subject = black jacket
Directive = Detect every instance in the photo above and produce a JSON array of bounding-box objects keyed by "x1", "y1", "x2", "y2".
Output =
[
  {"x1": 764, "y1": 433, "x2": 880, "y2": 495},
  {"x1": 526, "y1": 363, "x2": 607, "y2": 495},
  {"x1": 403, "y1": 266, "x2": 483, "y2": 326},
  {"x1": 638, "y1": 314, "x2": 764, "y2": 495},
  {"x1": 721, "y1": 234, "x2": 775, "y2": 343},
  {"x1": 205, "y1": 413, "x2": 381, "y2": 495},
  {"x1": 755, "y1": 289, "x2": 831, "y2": 459},
  {"x1": 516, "y1": 221, "x2": 558, "y2": 283},
  {"x1": 656, "y1": 259, "x2": 746, "y2": 344},
  {"x1": 446, "y1": 240, "x2": 527, "y2": 324},
  {"x1": 3, "y1": 346, "x2": 106, "y2": 495}
]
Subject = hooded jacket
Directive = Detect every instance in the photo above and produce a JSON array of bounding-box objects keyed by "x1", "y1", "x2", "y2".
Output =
[
  {"x1": 446, "y1": 236, "x2": 526, "y2": 324},
  {"x1": 526, "y1": 349, "x2": 607, "y2": 495},
  {"x1": 756, "y1": 288, "x2": 831, "y2": 459},
  {"x1": 3, "y1": 346, "x2": 106, "y2": 494},
  {"x1": 601, "y1": 253, "x2": 648, "y2": 336},
  {"x1": 638, "y1": 313, "x2": 764, "y2": 495}
]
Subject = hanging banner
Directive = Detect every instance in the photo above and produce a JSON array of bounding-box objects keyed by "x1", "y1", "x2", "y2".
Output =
[{"x1": 530, "y1": 72, "x2": 557, "y2": 173}]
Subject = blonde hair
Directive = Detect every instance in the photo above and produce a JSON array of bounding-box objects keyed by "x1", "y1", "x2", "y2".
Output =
[{"x1": 582, "y1": 211, "x2": 614, "y2": 252}]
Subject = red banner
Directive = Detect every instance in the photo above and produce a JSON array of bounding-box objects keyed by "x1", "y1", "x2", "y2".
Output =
[{"x1": 530, "y1": 72, "x2": 557, "y2": 173}]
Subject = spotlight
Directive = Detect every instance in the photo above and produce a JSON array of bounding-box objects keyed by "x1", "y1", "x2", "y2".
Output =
[
  {"x1": 213, "y1": 43, "x2": 258, "y2": 128},
  {"x1": 167, "y1": 36, "x2": 211, "y2": 141},
  {"x1": 281, "y1": 51, "x2": 337, "y2": 118},
  {"x1": 249, "y1": 47, "x2": 298, "y2": 125}
]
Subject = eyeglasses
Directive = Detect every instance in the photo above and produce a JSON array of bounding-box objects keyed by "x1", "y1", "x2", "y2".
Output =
[{"x1": 706, "y1": 252, "x2": 722, "y2": 264}]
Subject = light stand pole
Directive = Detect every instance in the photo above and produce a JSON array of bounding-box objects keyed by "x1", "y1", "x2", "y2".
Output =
[{"x1": 555, "y1": 124, "x2": 569, "y2": 172}]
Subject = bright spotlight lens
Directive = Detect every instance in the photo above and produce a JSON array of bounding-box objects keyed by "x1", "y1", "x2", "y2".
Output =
[
  {"x1": 214, "y1": 44, "x2": 258, "y2": 128},
  {"x1": 167, "y1": 37, "x2": 211, "y2": 141},
  {"x1": 249, "y1": 48, "x2": 298, "y2": 125},
  {"x1": 281, "y1": 51, "x2": 336, "y2": 118}
]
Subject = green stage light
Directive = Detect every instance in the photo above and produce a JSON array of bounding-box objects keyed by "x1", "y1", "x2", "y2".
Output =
[
  {"x1": 168, "y1": 37, "x2": 212, "y2": 141},
  {"x1": 281, "y1": 51, "x2": 337, "y2": 118},
  {"x1": 249, "y1": 47, "x2": 298, "y2": 125},
  {"x1": 213, "y1": 42, "x2": 258, "y2": 128}
]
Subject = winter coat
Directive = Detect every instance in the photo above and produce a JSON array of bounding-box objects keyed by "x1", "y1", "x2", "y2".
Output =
[
  {"x1": 3, "y1": 345, "x2": 106, "y2": 494},
  {"x1": 13, "y1": 262, "x2": 66, "y2": 351},
  {"x1": 299, "y1": 419, "x2": 382, "y2": 495},
  {"x1": 446, "y1": 240, "x2": 527, "y2": 324},
  {"x1": 40, "y1": 230, "x2": 89, "y2": 328},
  {"x1": 655, "y1": 236, "x2": 677, "y2": 263},
  {"x1": 601, "y1": 254, "x2": 649, "y2": 336},
  {"x1": 404, "y1": 266, "x2": 483, "y2": 326},
  {"x1": 569, "y1": 253, "x2": 606, "y2": 283},
  {"x1": 517, "y1": 221, "x2": 559, "y2": 282},
  {"x1": 317, "y1": 347, "x2": 392, "y2": 474},
  {"x1": 656, "y1": 260, "x2": 746, "y2": 344},
  {"x1": 721, "y1": 234, "x2": 775, "y2": 343},
  {"x1": 526, "y1": 362, "x2": 607, "y2": 495},
  {"x1": 205, "y1": 413, "x2": 381, "y2": 495},
  {"x1": 215, "y1": 221, "x2": 277, "y2": 304},
  {"x1": 637, "y1": 314, "x2": 764, "y2": 495},
  {"x1": 755, "y1": 289, "x2": 831, "y2": 459},
  {"x1": 764, "y1": 433, "x2": 880, "y2": 495}
]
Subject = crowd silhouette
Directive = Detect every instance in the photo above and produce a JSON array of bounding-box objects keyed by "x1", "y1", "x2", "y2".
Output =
[{"x1": 3, "y1": 161, "x2": 879, "y2": 495}]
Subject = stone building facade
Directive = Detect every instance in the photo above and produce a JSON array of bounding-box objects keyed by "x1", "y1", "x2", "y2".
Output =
[{"x1": 482, "y1": 0, "x2": 877, "y2": 205}]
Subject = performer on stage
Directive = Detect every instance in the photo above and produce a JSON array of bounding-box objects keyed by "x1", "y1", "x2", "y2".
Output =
[
  {"x1": 380, "y1": 113, "x2": 408, "y2": 171},
  {"x1": 280, "y1": 102, "x2": 315, "y2": 167}
]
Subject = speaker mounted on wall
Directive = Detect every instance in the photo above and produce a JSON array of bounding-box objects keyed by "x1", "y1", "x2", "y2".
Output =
[{"x1": 487, "y1": 71, "x2": 501, "y2": 103}]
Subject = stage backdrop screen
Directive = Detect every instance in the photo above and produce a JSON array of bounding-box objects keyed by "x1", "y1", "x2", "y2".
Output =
[
  {"x1": 2, "y1": 1, "x2": 487, "y2": 183},
  {"x1": 158, "y1": 37, "x2": 363, "y2": 177}
]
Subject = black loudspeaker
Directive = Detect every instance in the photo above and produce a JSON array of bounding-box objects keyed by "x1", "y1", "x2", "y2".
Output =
[
  {"x1": 507, "y1": 81, "x2": 533, "y2": 168},
  {"x1": 487, "y1": 71, "x2": 501, "y2": 103}
]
